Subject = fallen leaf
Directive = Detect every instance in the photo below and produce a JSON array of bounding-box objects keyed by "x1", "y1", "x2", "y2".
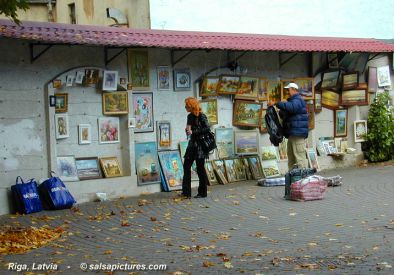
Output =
[
  {"x1": 103, "y1": 250, "x2": 112, "y2": 255},
  {"x1": 150, "y1": 217, "x2": 157, "y2": 222},
  {"x1": 203, "y1": 261, "x2": 215, "y2": 267},
  {"x1": 224, "y1": 262, "x2": 233, "y2": 268},
  {"x1": 335, "y1": 224, "x2": 344, "y2": 227}
]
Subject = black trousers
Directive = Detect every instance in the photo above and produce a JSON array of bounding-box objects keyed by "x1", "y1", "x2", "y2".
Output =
[{"x1": 182, "y1": 158, "x2": 208, "y2": 197}]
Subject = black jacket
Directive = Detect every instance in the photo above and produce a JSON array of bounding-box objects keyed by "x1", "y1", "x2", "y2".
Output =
[{"x1": 184, "y1": 112, "x2": 210, "y2": 160}]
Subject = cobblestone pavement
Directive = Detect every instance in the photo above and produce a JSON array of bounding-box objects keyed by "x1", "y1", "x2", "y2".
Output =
[{"x1": 1, "y1": 164, "x2": 394, "y2": 275}]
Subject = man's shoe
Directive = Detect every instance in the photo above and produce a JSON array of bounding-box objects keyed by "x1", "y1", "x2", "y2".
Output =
[{"x1": 194, "y1": 194, "x2": 207, "y2": 198}]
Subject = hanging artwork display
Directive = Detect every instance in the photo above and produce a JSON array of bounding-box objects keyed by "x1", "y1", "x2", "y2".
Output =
[
  {"x1": 156, "y1": 121, "x2": 171, "y2": 150},
  {"x1": 341, "y1": 89, "x2": 368, "y2": 106},
  {"x1": 102, "y1": 70, "x2": 118, "y2": 91},
  {"x1": 99, "y1": 157, "x2": 122, "y2": 178},
  {"x1": 377, "y1": 65, "x2": 391, "y2": 87},
  {"x1": 98, "y1": 117, "x2": 120, "y2": 144},
  {"x1": 132, "y1": 92, "x2": 154, "y2": 133},
  {"x1": 354, "y1": 120, "x2": 367, "y2": 142},
  {"x1": 341, "y1": 72, "x2": 359, "y2": 90},
  {"x1": 215, "y1": 128, "x2": 234, "y2": 158},
  {"x1": 235, "y1": 76, "x2": 259, "y2": 100},
  {"x1": 158, "y1": 150, "x2": 184, "y2": 191},
  {"x1": 75, "y1": 157, "x2": 102, "y2": 180},
  {"x1": 55, "y1": 93, "x2": 68, "y2": 113},
  {"x1": 259, "y1": 109, "x2": 267, "y2": 133},
  {"x1": 280, "y1": 79, "x2": 295, "y2": 100},
  {"x1": 134, "y1": 141, "x2": 161, "y2": 186},
  {"x1": 128, "y1": 49, "x2": 149, "y2": 90},
  {"x1": 295, "y1": 77, "x2": 314, "y2": 100},
  {"x1": 267, "y1": 80, "x2": 281, "y2": 103},
  {"x1": 321, "y1": 90, "x2": 340, "y2": 110},
  {"x1": 258, "y1": 77, "x2": 268, "y2": 101},
  {"x1": 55, "y1": 114, "x2": 69, "y2": 139},
  {"x1": 367, "y1": 67, "x2": 378, "y2": 93},
  {"x1": 157, "y1": 66, "x2": 170, "y2": 90},
  {"x1": 217, "y1": 75, "x2": 240, "y2": 94},
  {"x1": 234, "y1": 130, "x2": 259, "y2": 155},
  {"x1": 321, "y1": 70, "x2": 340, "y2": 90},
  {"x1": 173, "y1": 69, "x2": 191, "y2": 91},
  {"x1": 102, "y1": 92, "x2": 129, "y2": 115},
  {"x1": 200, "y1": 76, "x2": 219, "y2": 97},
  {"x1": 84, "y1": 69, "x2": 100, "y2": 85},
  {"x1": 78, "y1": 124, "x2": 91, "y2": 144},
  {"x1": 334, "y1": 109, "x2": 348, "y2": 137},
  {"x1": 200, "y1": 99, "x2": 218, "y2": 125},
  {"x1": 233, "y1": 100, "x2": 261, "y2": 127}
]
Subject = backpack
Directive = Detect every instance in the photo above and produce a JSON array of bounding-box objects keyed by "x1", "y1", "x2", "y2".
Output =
[{"x1": 265, "y1": 106, "x2": 284, "y2": 146}]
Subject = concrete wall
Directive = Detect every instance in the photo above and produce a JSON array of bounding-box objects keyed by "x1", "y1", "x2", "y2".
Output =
[{"x1": 0, "y1": 37, "x2": 391, "y2": 215}]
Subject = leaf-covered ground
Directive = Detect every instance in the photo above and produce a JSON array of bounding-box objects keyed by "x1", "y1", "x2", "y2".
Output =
[{"x1": 0, "y1": 165, "x2": 393, "y2": 274}]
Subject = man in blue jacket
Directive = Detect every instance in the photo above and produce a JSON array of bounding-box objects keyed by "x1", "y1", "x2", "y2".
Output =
[{"x1": 269, "y1": 83, "x2": 309, "y2": 170}]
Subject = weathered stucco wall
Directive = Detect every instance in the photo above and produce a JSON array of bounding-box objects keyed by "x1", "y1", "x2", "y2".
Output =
[{"x1": 0, "y1": 37, "x2": 390, "y2": 215}]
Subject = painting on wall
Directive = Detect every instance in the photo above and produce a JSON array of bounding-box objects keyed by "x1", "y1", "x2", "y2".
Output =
[
  {"x1": 341, "y1": 89, "x2": 368, "y2": 106},
  {"x1": 377, "y1": 65, "x2": 391, "y2": 87},
  {"x1": 55, "y1": 114, "x2": 69, "y2": 139},
  {"x1": 267, "y1": 80, "x2": 281, "y2": 103},
  {"x1": 367, "y1": 67, "x2": 378, "y2": 93},
  {"x1": 135, "y1": 141, "x2": 161, "y2": 186},
  {"x1": 200, "y1": 99, "x2": 218, "y2": 125},
  {"x1": 128, "y1": 49, "x2": 150, "y2": 90},
  {"x1": 233, "y1": 100, "x2": 261, "y2": 127},
  {"x1": 158, "y1": 150, "x2": 184, "y2": 191},
  {"x1": 234, "y1": 130, "x2": 259, "y2": 155},
  {"x1": 200, "y1": 76, "x2": 219, "y2": 97},
  {"x1": 258, "y1": 77, "x2": 268, "y2": 101},
  {"x1": 132, "y1": 92, "x2": 154, "y2": 133},
  {"x1": 173, "y1": 69, "x2": 191, "y2": 91},
  {"x1": 156, "y1": 121, "x2": 171, "y2": 150},
  {"x1": 99, "y1": 157, "x2": 122, "y2": 178},
  {"x1": 102, "y1": 70, "x2": 118, "y2": 91},
  {"x1": 321, "y1": 70, "x2": 340, "y2": 90},
  {"x1": 84, "y1": 69, "x2": 100, "y2": 85},
  {"x1": 354, "y1": 120, "x2": 367, "y2": 143},
  {"x1": 280, "y1": 79, "x2": 295, "y2": 100},
  {"x1": 75, "y1": 157, "x2": 102, "y2": 180},
  {"x1": 56, "y1": 156, "x2": 79, "y2": 181},
  {"x1": 217, "y1": 75, "x2": 240, "y2": 94},
  {"x1": 295, "y1": 77, "x2": 314, "y2": 100},
  {"x1": 215, "y1": 128, "x2": 234, "y2": 158},
  {"x1": 102, "y1": 91, "x2": 129, "y2": 115},
  {"x1": 78, "y1": 124, "x2": 91, "y2": 144},
  {"x1": 342, "y1": 72, "x2": 359, "y2": 90},
  {"x1": 321, "y1": 90, "x2": 340, "y2": 110},
  {"x1": 98, "y1": 117, "x2": 120, "y2": 144},
  {"x1": 157, "y1": 66, "x2": 170, "y2": 90},
  {"x1": 334, "y1": 109, "x2": 348, "y2": 137},
  {"x1": 55, "y1": 93, "x2": 68, "y2": 113},
  {"x1": 259, "y1": 109, "x2": 267, "y2": 133},
  {"x1": 235, "y1": 76, "x2": 259, "y2": 100}
]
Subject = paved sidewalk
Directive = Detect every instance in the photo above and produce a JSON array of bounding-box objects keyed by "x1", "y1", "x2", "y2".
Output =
[{"x1": 1, "y1": 164, "x2": 394, "y2": 274}]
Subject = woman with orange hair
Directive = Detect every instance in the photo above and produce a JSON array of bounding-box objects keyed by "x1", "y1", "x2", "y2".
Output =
[{"x1": 182, "y1": 97, "x2": 210, "y2": 198}]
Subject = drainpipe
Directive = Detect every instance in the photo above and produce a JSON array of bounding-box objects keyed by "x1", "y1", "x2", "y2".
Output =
[{"x1": 48, "y1": 0, "x2": 54, "y2": 22}]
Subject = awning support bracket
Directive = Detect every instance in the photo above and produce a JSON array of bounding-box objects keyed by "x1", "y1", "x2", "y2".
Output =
[
  {"x1": 104, "y1": 47, "x2": 127, "y2": 66},
  {"x1": 30, "y1": 43, "x2": 53, "y2": 63},
  {"x1": 171, "y1": 50, "x2": 193, "y2": 67},
  {"x1": 279, "y1": 52, "x2": 298, "y2": 68}
]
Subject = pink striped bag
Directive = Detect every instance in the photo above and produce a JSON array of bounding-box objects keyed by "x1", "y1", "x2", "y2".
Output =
[{"x1": 290, "y1": 175, "x2": 327, "y2": 201}]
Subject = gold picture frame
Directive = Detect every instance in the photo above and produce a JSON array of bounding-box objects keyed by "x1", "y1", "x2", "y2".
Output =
[
  {"x1": 102, "y1": 91, "x2": 129, "y2": 115},
  {"x1": 55, "y1": 93, "x2": 68, "y2": 113},
  {"x1": 128, "y1": 49, "x2": 150, "y2": 90},
  {"x1": 99, "y1": 157, "x2": 122, "y2": 178}
]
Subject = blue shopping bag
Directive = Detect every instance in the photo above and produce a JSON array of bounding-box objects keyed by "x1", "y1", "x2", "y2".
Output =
[
  {"x1": 39, "y1": 173, "x2": 76, "y2": 210},
  {"x1": 11, "y1": 176, "x2": 43, "y2": 214}
]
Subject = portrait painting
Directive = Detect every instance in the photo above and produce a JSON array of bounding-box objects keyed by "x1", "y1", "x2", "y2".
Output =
[
  {"x1": 157, "y1": 66, "x2": 170, "y2": 90},
  {"x1": 78, "y1": 124, "x2": 91, "y2": 144},
  {"x1": 75, "y1": 157, "x2": 101, "y2": 180},
  {"x1": 158, "y1": 150, "x2": 184, "y2": 191},
  {"x1": 102, "y1": 91, "x2": 129, "y2": 115},
  {"x1": 99, "y1": 157, "x2": 122, "y2": 178},
  {"x1": 200, "y1": 99, "x2": 218, "y2": 125},
  {"x1": 134, "y1": 142, "x2": 161, "y2": 185},
  {"x1": 84, "y1": 69, "x2": 99, "y2": 85},
  {"x1": 55, "y1": 114, "x2": 69, "y2": 139},
  {"x1": 128, "y1": 49, "x2": 150, "y2": 90},
  {"x1": 98, "y1": 117, "x2": 120, "y2": 144},
  {"x1": 56, "y1": 156, "x2": 78, "y2": 181},
  {"x1": 132, "y1": 93, "x2": 154, "y2": 133}
]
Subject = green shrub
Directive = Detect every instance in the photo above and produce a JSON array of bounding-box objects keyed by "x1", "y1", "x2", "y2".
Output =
[{"x1": 365, "y1": 91, "x2": 394, "y2": 162}]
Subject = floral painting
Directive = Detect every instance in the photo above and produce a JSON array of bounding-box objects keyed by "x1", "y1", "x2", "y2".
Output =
[
  {"x1": 98, "y1": 117, "x2": 119, "y2": 144},
  {"x1": 132, "y1": 93, "x2": 154, "y2": 133}
]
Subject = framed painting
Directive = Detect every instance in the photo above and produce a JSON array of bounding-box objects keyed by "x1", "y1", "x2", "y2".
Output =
[
  {"x1": 156, "y1": 121, "x2": 171, "y2": 150},
  {"x1": 66, "y1": 75, "x2": 74, "y2": 87},
  {"x1": 78, "y1": 124, "x2": 91, "y2": 144},
  {"x1": 261, "y1": 160, "x2": 281, "y2": 178},
  {"x1": 132, "y1": 92, "x2": 154, "y2": 133},
  {"x1": 212, "y1": 159, "x2": 228, "y2": 184},
  {"x1": 367, "y1": 67, "x2": 378, "y2": 93},
  {"x1": 56, "y1": 156, "x2": 79, "y2": 181},
  {"x1": 342, "y1": 72, "x2": 359, "y2": 90},
  {"x1": 241, "y1": 157, "x2": 253, "y2": 180},
  {"x1": 99, "y1": 157, "x2": 122, "y2": 178},
  {"x1": 306, "y1": 101, "x2": 315, "y2": 129},
  {"x1": 75, "y1": 157, "x2": 102, "y2": 180},
  {"x1": 55, "y1": 93, "x2": 68, "y2": 113},
  {"x1": 234, "y1": 130, "x2": 259, "y2": 155},
  {"x1": 173, "y1": 68, "x2": 191, "y2": 91},
  {"x1": 295, "y1": 77, "x2": 314, "y2": 100},
  {"x1": 98, "y1": 117, "x2": 120, "y2": 144},
  {"x1": 334, "y1": 109, "x2": 348, "y2": 137},
  {"x1": 321, "y1": 90, "x2": 340, "y2": 110},
  {"x1": 377, "y1": 65, "x2": 391, "y2": 87},
  {"x1": 157, "y1": 66, "x2": 170, "y2": 90},
  {"x1": 102, "y1": 91, "x2": 129, "y2": 115},
  {"x1": 246, "y1": 156, "x2": 263, "y2": 180},
  {"x1": 314, "y1": 92, "x2": 322, "y2": 112},
  {"x1": 215, "y1": 128, "x2": 234, "y2": 158},
  {"x1": 327, "y1": 53, "x2": 339, "y2": 69},
  {"x1": 261, "y1": 146, "x2": 278, "y2": 161},
  {"x1": 354, "y1": 120, "x2": 367, "y2": 142},
  {"x1": 267, "y1": 80, "x2": 281, "y2": 103},
  {"x1": 341, "y1": 89, "x2": 368, "y2": 106},
  {"x1": 158, "y1": 150, "x2": 184, "y2": 191},
  {"x1": 233, "y1": 100, "x2": 261, "y2": 127},
  {"x1": 75, "y1": 71, "x2": 84, "y2": 84},
  {"x1": 205, "y1": 161, "x2": 218, "y2": 185},
  {"x1": 278, "y1": 138, "x2": 288, "y2": 160},
  {"x1": 53, "y1": 79, "x2": 62, "y2": 89},
  {"x1": 280, "y1": 79, "x2": 295, "y2": 101},
  {"x1": 258, "y1": 77, "x2": 268, "y2": 101},
  {"x1": 235, "y1": 76, "x2": 259, "y2": 100},
  {"x1": 259, "y1": 109, "x2": 268, "y2": 133},
  {"x1": 55, "y1": 114, "x2": 69, "y2": 139},
  {"x1": 200, "y1": 76, "x2": 219, "y2": 97},
  {"x1": 200, "y1": 99, "x2": 218, "y2": 125},
  {"x1": 321, "y1": 70, "x2": 340, "y2": 90},
  {"x1": 128, "y1": 49, "x2": 150, "y2": 90},
  {"x1": 217, "y1": 75, "x2": 240, "y2": 94},
  {"x1": 102, "y1": 70, "x2": 118, "y2": 91},
  {"x1": 134, "y1": 141, "x2": 161, "y2": 185},
  {"x1": 306, "y1": 148, "x2": 320, "y2": 171},
  {"x1": 84, "y1": 69, "x2": 99, "y2": 85},
  {"x1": 233, "y1": 158, "x2": 247, "y2": 181},
  {"x1": 223, "y1": 158, "x2": 238, "y2": 183}
]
